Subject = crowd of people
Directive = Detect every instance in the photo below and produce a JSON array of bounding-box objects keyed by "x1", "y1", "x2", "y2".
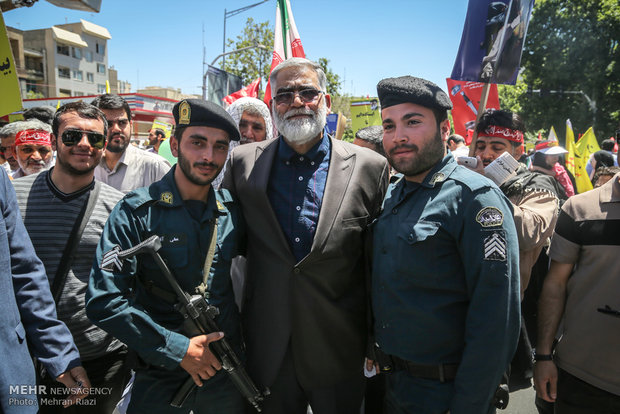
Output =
[{"x1": 0, "y1": 57, "x2": 618, "y2": 414}]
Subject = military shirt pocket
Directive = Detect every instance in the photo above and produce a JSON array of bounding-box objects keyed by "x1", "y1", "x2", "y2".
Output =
[
  {"x1": 398, "y1": 220, "x2": 440, "y2": 244},
  {"x1": 394, "y1": 220, "x2": 441, "y2": 278}
]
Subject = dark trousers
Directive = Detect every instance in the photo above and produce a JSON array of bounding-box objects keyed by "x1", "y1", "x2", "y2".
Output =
[
  {"x1": 255, "y1": 344, "x2": 366, "y2": 414},
  {"x1": 38, "y1": 347, "x2": 131, "y2": 414},
  {"x1": 555, "y1": 368, "x2": 620, "y2": 414}
]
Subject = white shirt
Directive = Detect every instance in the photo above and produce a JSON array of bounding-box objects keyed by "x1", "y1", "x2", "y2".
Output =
[{"x1": 95, "y1": 144, "x2": 171, "y2": 193}]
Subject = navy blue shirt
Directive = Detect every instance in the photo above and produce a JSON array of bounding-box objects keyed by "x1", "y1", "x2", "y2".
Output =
[{"x1": 268, "y1": 134, "x2": 331, "y2": 262}]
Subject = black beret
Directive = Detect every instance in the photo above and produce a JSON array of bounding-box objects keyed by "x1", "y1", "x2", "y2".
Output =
[
  {"x1": 173, "y1": 99, "x2": 240, "y2": 141},
  {"x1": 377, "y1": 76, "x2": 452, "y2": 111}
]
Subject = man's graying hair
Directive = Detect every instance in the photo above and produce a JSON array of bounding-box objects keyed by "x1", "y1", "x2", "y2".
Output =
[
  {"x1": 0, "y1": 119, "x2": 52, "y2": 139},
  {"x1": 269, "y1": 58, "x2": 327, "y2": 95}
]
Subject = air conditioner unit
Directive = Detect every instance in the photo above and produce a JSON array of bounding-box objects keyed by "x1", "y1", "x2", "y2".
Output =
[{"x1": 45, "y1": 0, "x2": 101, "y2": 12}]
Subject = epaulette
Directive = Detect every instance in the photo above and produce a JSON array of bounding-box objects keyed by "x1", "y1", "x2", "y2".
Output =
[
  {"x1": 450, "y1": 165, "x2": 498, "y2": 193},
  {"x1": 121, "y1": 187, "x2": 159, "y2": 211}
]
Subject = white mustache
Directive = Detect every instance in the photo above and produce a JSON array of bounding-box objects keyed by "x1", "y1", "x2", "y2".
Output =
[{"x1": 285, "y1": 108, "x2": 315, "y2": 119}]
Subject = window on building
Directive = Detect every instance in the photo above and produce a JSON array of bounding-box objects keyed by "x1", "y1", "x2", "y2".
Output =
[
  {"x1": 74, "y1": 91, "x2": 85, "y2": 96},
  {"x1": 72, "y1": 47, "x2": 82, "y2": 59},
  {"x1": 58, "y1": 67, "x2": 70, "y2": 79},
  {"x1": 97, "y1": 64, "x2": 106, "y2": 74},
  {"x1": 72, "y1": 70, "x2": 83, "y2": 81},
  {"x1": 57, "y1": 44, "x2": 70, "y2": 56},
  {"x1": 85, "y1": 50, "x2": 93, "y2": 62},
  {"x1": 95, "y1": 43, "x2": 105, "y2": 54},
  {"x1": 97, "y1": 84, "x2": 106, "y2": 94},
  {"x1": 86, "y1": 72, "x2": 94, "y2": 83},
  {"x1": 59, "y1": 89, "x2": 71, "y2": 97}
]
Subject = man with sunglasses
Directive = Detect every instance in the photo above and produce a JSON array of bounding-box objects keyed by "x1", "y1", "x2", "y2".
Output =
[
  {"x1": 13, "y1": 101, "x2": 130, "y2": 413},
  {"x1": 87, "y1": 99, "x2": 247, "y2": 413},
  {"x1": 91, "y1": 94, "x2": 171, "y2": 193},
  {"x1": 222, "y1": 58, "x2": 390, "y2": 414}
]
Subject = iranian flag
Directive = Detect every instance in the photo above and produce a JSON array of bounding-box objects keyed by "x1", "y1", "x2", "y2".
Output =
[
  {"x1": 223, "y1": 78, "x2": 261, "y2": 106},
  {"x1": 264, "y1": 0, "x2": 305, "y2": 104}
]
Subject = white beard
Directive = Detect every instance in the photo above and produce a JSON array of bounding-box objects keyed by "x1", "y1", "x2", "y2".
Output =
[{"x1": 273, "y1": 102, "x2": 328, "y2": 145}]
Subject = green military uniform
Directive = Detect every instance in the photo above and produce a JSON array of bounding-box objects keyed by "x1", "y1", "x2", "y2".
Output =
[
  {"x1": 87, "y1": 167, "x2": 245, "y2": 413},
  {"x1": 372, "y1": 154, "x2": 521, "y2": 414}
]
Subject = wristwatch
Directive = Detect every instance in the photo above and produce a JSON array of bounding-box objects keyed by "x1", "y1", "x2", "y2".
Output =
[{"x1": 533, "y1": 351, "x2": 553, "y2": 362}]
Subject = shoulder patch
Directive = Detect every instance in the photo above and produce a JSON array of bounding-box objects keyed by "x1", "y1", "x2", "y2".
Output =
[
  {"x1": 476, "y1": 206, "x2": 504, "y2": 227},
  {"x1": 484, "y1": 232, "x2": 507, "y2": 261},
  {"x1": 160, "y1": 192, "x2": 173, "y2": 204},
  {"x1": 101, "y1": 245, "x2": 123, "y2": 271}
]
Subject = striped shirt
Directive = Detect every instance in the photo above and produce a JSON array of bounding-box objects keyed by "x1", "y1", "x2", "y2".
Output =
[{"x1": 13, "y1": 169, "x2": 124, "y2": 361}]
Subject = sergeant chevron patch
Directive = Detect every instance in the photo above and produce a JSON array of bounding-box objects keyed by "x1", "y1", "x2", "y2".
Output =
[
  {"x1": 101, "y1": 245, "x2": 123, "y2": 271},
  {"x1": 484, "y1": 232, "x2": 506, "y2": 261}
]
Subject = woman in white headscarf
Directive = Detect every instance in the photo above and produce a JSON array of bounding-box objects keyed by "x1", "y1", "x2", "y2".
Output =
[{"x1": 212, "y1": 97, "x2": 274, "y2": 190}]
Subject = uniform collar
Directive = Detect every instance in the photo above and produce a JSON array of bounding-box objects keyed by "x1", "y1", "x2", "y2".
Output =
[
  {"x1": 418, "y1": 152, "x2": 458, "y2": 188},
  {"x1": 149, "y1": 166, "x2": 226, "y2": 216}
]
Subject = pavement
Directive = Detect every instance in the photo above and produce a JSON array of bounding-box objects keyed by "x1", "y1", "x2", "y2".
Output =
[{"x1": 503, "y1": 386, "x2": 540, "y2": 414}]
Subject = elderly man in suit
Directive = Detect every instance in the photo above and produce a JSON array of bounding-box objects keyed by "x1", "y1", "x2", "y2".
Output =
[{"x1": 222, "y1": 57, "x2": 389, "y2": 414}]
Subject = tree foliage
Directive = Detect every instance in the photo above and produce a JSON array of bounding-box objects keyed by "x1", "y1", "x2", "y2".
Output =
[
  {"x1": 222, "y1": 18, "x2": 274, "y2": 93},
  {"x1": 222, "y1": 19, "x2": 345, "y2": 103},
  {"x1": 318, "y1": 58, "x2": 342, "y2": 95},
  {"x1": 510, "y1": 0, "x2": 620, "y2": 141}
]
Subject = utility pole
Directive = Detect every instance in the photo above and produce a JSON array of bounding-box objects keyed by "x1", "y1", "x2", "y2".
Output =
[
  {"x1": 222, "y1": 0, "x2": 269, "y2": 68},
  {"x1": 203, "y1": 44, "x2": 268, "y2": 100}
]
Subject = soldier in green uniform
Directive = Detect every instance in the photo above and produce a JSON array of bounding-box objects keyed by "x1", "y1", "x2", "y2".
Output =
[
  {"x1": 86, "y1": 99, "x2": 245, "y2": 414},
  {"x1": 370, "y1": 76, "x2": 521, "y2": 413}
]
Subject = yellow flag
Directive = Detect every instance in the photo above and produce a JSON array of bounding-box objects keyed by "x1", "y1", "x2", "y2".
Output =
[
  {"x1": 565, "y1": 119, "x2": 575, "y2": 175},
  {"x1": 105, "y1": 80, "x2": 111, "y2": 94},
  {"x1": 572, "y1": 126, "x2": 600, "y2": 193},
  {"x1": 575, "y1": 127, "x2": 600, "y2": 155},
  {"x1": 0, "y1": 12, "x2": 22, "y2": 117}
]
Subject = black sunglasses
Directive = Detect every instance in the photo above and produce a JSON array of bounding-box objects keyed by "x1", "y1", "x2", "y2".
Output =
[
  {"x1": 273, "y1": 88, "x2": 324, "y2": 106},
  {"x1": 61, "y1": 129, "x2": 106, "y2": 149}
]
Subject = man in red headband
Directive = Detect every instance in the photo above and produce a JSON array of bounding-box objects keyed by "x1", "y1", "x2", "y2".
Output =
[
  {"x1": 13, "y1": 124, "x2": 54, "y2": 178},
  {"x1": 464, "y1": 109, "x2": 562, "y2": 412}
]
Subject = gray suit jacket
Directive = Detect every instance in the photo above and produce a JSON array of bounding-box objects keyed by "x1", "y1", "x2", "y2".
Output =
[{"x1": 223, "y1": 136, "x2": 389, "y2": 390}]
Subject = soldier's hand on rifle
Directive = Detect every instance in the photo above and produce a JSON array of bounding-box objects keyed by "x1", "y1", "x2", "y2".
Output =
[{"x1": 180, "y1": 332, "x2": 224, "y2": 386}]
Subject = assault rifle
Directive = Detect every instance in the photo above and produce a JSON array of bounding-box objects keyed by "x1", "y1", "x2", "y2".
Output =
[{"x1": 115, "y1": 235, "x2": 269, "y2": 411}]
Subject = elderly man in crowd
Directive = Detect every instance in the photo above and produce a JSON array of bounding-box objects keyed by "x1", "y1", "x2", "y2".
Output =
[
  {"x1": 223, "y1": 58, "x2": 389, "y2": 414},
  {"x1": 0, "y1": 120, "x2": 31, "y2": 173},
  {"x1": 213, "y1": 97, "x2": 274, "y2": 191},
  {"x1": 12, "y1": 121, "x2": 54, "y2": 178}
]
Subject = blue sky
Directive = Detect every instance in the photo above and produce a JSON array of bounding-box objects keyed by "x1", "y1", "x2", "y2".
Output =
[{"x1": 5, "y1": 0, "x2": 469, "y2": 97}]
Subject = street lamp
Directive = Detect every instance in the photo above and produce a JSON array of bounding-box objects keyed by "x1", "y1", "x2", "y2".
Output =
[
  {"x1": 222, "y1": 0, "x2": 269, "y2": 67},
  {"x1": 202, "y1": 43, "x2": 268, "y2": 100}
]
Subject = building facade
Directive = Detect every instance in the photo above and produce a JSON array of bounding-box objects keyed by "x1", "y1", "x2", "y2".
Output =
[{"x1": 7, "y1": 19, "x2": 112, "y2": 98}]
